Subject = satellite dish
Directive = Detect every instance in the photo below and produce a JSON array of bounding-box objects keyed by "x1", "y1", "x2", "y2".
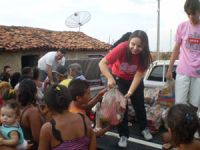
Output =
[{"x1": 65, "y1": 11, "x2": 91, "y2": 32}]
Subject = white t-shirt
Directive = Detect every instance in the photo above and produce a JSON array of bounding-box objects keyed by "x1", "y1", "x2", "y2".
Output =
[{"x1": 38, "y1": 51, "x2": 65, "y2": 72}]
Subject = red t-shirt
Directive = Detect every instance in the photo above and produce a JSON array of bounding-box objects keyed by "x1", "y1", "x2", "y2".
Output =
[
  {"x1": 105, "y1": 41, "x2": 146, "y2": 80},
  {"x1": 0, "y1": 97, "x2": 3, "y2": 106}
]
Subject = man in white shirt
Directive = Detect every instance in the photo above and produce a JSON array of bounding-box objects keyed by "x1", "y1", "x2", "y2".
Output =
[{"x1": 38, "y1": 49, "x2": 66, "y2": 84}]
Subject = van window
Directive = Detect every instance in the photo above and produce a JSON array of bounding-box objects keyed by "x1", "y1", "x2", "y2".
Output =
[{"x1": 148, "y1": 65, "x2": 177, "y2": 82}]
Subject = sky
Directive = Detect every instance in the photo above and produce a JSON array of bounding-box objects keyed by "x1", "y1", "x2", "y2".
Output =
[{"x1": 0, "y1": 0, "x2": 188, "y2": 52}]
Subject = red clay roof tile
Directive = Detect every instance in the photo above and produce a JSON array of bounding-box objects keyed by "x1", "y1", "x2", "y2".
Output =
[{"x1": 0, "y1": 25, "x2": 111, "y2": 51}]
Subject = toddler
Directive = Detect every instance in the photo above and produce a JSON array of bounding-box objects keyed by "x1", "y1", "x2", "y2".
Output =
[{"x1": 0, "y1": 100, "x2": 28, "y2": 149}]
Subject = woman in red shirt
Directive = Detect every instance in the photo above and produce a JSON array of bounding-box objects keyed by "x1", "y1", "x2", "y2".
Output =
[{"x1": 99, "y1": 30, "x2": 153, "y2": 148}]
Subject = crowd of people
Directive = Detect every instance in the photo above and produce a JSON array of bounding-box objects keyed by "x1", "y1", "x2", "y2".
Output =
[
  {"x1": 0, "y1": 0, "x2": 200, "y2": 149},
  {"x1": 0, "y1": 51, "x2": 114, "y2": 150}
]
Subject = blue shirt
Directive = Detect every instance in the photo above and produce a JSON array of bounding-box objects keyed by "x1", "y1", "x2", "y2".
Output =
[
  {"x1": 1, "y1": 121, "x2": 25, "y2": 144},
  {"x1": 74, "y1": 74, "x2": 86, "y2": 80}
]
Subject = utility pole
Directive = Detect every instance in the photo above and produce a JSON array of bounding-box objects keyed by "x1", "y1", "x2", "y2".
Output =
[{"x1": 156, "y1": 0, "x2": 160, "y2": 60}]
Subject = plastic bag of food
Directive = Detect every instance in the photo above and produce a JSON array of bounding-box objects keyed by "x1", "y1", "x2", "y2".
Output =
[
  {"x1": 162, "y1": 78, "x2": 175, "y2": 98},
  {"x1": 146, "y1": 105, "x2": 164, "y2": 134},
  {"x1": 144, "y1": 87, "x2": 160, "y2": 106},
  {"x1": 99, "y1": 86, "x2": 126, "y2": 125}
]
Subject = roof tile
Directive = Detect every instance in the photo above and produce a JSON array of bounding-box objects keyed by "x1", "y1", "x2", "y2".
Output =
[{"x1": 0, "y1": 25, "x2": 111, "y2": 51}]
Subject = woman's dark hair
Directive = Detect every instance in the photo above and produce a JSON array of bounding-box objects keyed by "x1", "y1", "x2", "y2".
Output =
[
  {"x1": 11, "y1": 72, "x2": 21, "y2": 88},
  {"x1": 19, "y1": 75, "x2": 33, "y2": 82},
  {"x1": 167, "y1": 104, "x2": 200, "y2": 146},
  {"x1": 126, "y1": 30, "x2": 152, "y2": 70},
  {"x1": 22, "y1": 67, "x2": 32, "y2": 75},
  {"x1": 44, "y1": 84, "x2": 72, "y2": 114},
  {"x1": 0, "y1": 72, "x2": 10, "y2": 82},
  {"x1": 184, "y1": 0, "x2": 200, "y2": 13},
  {"x1": 68, "y1": 79, "x2": 90, "y2": 101},
  {"x1": 111, "y1": 32, "x2": 132, "y2": 49},
  {"x1": 18, "y1": 79, "x2": 37, "y2": 106},
  {"x1": 2, "y1": 99, "x2": 21, "y2": 116},
  {"x1": 33, "y1": 67, "x2": 40, "y2": 80},
  {"x1": 2, "y1": 89, "x2": 17, "y2": 101}
]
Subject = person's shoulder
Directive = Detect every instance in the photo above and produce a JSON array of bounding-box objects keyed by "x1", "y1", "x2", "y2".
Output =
[
  {"x1": 40, "y1": 122, "x2": 52, "y2": 135},
  {"x1": 26, "y1": 106, "x2": 40, "y2": 115},
  {"x1": 112, "y1": 41, "x2": 128, "y2": 53},
  {"x1": 117, "y1": 41, "x2": 128, "y2": 48},
  {"x1": 41, "y1": 121, "x2": 52, "y2": 130},
  {"x1": 193, "y1": 138, "x2": 200, "y2": 149},
  {"x1": 178, "y1": 20, "x2": 189, "y2": 28}
]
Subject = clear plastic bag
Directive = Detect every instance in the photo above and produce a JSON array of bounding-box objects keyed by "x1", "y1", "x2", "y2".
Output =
[
  {"x1": 144, "y1": 87, "x2": 160, "y2": 106},
  {"x1": 162, "y1": 78, "x2": 175, "y2": 98},
  {"x1": 99, "y1": 86, "x2": 126, "y2": 125}
]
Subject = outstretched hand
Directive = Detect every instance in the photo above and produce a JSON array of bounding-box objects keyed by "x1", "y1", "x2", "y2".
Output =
[{"x1": 99, "y1": 88, "x2": 109, "y2": 96}]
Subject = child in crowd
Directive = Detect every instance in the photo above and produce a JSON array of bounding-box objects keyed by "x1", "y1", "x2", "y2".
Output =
[
  {"x1": 2, "y1": 89, "x2": 17, "y2": 102},
  {"x1": 35, "y1": 101, "x2": 52, "y2": 122},
  {"x1": 166, "y1": 104, "x2": 200, "y2": 150},
  {"x1": 68, "y1": 79, "x2": 114, "y2": 137},
  {"x1": 0, "y1": 100, "x2": 28, "y2": 149},
  {"x1": 0, "y1": 81, "x2": 12, "y2": 106},
  {"x1": 33, "y1": 67, "x2": 49, "y2": 93},
  {"x1": 0, "y1": 72, "x2": 10, "y2": 82},
  {"x1": 38, "y1": 84, "x2": 96, "y2": 150}
]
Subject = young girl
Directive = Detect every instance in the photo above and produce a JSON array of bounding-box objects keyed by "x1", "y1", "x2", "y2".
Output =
[
  {"x1": 2, "y1": 89, "x2": 17, "y2": 102},
  {"x1": 167, "y1": 104, "x2": 200, "y2": 150},
  {"x1": 35, "y1": 101, "x2": 52, "y2": 122},
  {"x1": 0, "y1": 100, "x2": 28, "y2": 149},
  {"x1": 99, "y1": 30, "x2": 153, "y2": 148},
  {"x1": 38, "y1": 84, "x2": 96, "y2": 150}
]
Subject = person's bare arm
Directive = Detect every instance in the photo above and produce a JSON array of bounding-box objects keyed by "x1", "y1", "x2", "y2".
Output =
[
  {"x1": 83, "y1": 88, "x2": 108, "y2": 110},
  {"x1": 38, "y1": 123, "x2": 51, "y2": 150},
  {"x1": 0, "y1": 131, "x2": 18, "y2": 146},
  {"x1": 85, "y1": 117, "x2": 97, "y2": 150},
  {"x1": 124, "y1": 71, "x2": 144, "y2": 101},
  {"x1": 47, "y1": 65, "x2": 54, "y2": 84},
  {"x1": 0, "y1": 132, "x2": 16, "y2": 150},
  {"x1": 94, "y1": 125, "x2": 114, "y2": 138},
  {"x1": 36, "y1": 102, "x2": 49, "y2": 116},
  {"x1": 166, "y1": 42, "x2": 180, "y2": 79},
  {"x1": 43, "y1": 78, "x2": 50, "y2": 93},
  {"x1": 99, "y1": 58, "x2": 115, "y2": 89},
  {"x1": 28, "y1": 109, "x2": 42, "y2": 143}
]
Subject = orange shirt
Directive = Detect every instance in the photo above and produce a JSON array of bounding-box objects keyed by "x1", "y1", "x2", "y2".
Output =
[{"x1": 68, "y1": 102, "x2": 86, "y2": 116}]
